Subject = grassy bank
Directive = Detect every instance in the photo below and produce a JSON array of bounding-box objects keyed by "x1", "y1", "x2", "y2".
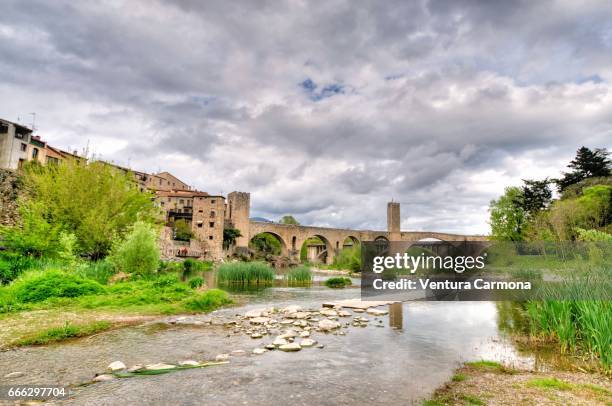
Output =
[
  {"x1": 424, "y1": 360, "x2": 611, "y2": 405},
  {"x1": 0, "y1": 260, "x2": 231, "y2": 348},
  {"x1": 217, "y1": 261, "x2": 275, "y2": 284}
]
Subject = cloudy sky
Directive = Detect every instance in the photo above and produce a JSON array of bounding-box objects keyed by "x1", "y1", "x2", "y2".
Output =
[{"x1": 2, "y1": 1, "x2": 612, "y2": 234}]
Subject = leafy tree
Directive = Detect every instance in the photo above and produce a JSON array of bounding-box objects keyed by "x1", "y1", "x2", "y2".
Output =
[
  {"x1": 108, "y1": 221, "x2": 160, "y2": 276},
  {"x1": 556, "y1": 147, "x2": 611, "y2": 192},
  {"x1": 173, "y1": 219, "x2": 193, "y2": 241},
  {"x1": 279, "y1": 215, "x2": 300, "y2": 225},
  {"x1": 521, "y1": 179, "x2": 551, "y2": 217},
  {"x1": 249, "y1": 233, "x2": 282, "y2": 255},
  {"x1": 489, "y1": 187, "x2": 527, "y2": 241},
  {"x1": 8, "y1": 160, "x2": 158, "y2": 259},
  {"x1": 223, "y1": 227, "x2": 242, "y2": 249}
]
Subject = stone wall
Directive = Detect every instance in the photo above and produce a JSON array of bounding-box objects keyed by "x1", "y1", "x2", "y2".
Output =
[{"x1": 0, "y1": 169, "x2": 21, "y2": 227}]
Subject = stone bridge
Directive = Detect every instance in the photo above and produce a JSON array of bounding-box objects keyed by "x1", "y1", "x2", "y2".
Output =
[{"x1": 248, "y1": 221, "x2": 486, "y2": 264}]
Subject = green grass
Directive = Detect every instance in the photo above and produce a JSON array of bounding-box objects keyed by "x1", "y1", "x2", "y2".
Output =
[
  {"x1": 525, "y1": 278, "x2": 611, "y2": 371},
  {"x1": 188, "y1": 277, "x2": 204, "y2": 289},
  {"x1": 459, "y1": 394, "x2": 485, "y2": 405},
  {"x1": 464, "y1": 360, "x2": 513, "y2": 374},
  {"x1": 15, "y1": 321, "x2": 111, "y2": 346},
  {"x1": 217, "y1": 262, "x2": 275, "y2": 284},
  {"x1": 183, "y1": 289, "x2": 231, "y2": 312},
  {"x1": 526, "y1": 377, "x2": 572, "y2": 391},
  {"x1": 451, "y1": 373, "x2": 467, "y2": 382},
  {"x1": 324, "y1": 277, "x2": 352, "y2": 288},
  {"x1": 286, "y1": 266, "x2": 312, "y2": 284}
]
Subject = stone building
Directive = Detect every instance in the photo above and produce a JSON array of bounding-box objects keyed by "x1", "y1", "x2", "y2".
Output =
[{"x1": 0, "y1": 118, "x2": 33, "y2": 170}]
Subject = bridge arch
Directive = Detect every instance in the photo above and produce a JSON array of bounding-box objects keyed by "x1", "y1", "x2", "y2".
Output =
[
  {"x1": 299, "y1": 234, "x2": 334, "y2": 265},
  {"x1": 249, "y1": 231, "x2": 288, "y2": 257}
]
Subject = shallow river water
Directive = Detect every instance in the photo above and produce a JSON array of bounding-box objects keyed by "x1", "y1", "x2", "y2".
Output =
[{"x1": 0, "y1": 281, "x2": 539, "y2": 405}]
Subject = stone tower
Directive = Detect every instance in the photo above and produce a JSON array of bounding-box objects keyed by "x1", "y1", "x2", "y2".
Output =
[
  {"x1": 227, "y1": 191, "x2": 251, "y2": 248},
  {"x1": 387, "y1": 201, "x2": 400, "y2": 241}
]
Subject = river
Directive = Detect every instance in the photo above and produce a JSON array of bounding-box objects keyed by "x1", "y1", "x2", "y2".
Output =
[{"x1": 0, "y1": 276, "x2": 540, "y2": 405}]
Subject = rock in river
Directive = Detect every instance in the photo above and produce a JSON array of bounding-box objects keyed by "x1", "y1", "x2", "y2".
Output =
[
  {"x1": 278, "y1": 343, "x2": 302, "y2": 352},
  {"x1": 93, "y1": 374, "x2": 115, "y2": 382},
  {"x1": 215, "y1": 354, "x2": 230, "y2": 361},
  {"x1": 3, "y1": 372, "x2": 25, "y2": 378},
  {"x1": 366, "y1": 308, "x2": 388, "y2": 316},
  {"x1": 249, "y1": 317, "x2": 270, "y2": 325},
  {"x1": 273, "y1": 337, "x2": 289, "y2": 346},
  {"x1": 252, "y1": 348, "x2": 267, "y2": 355},
  {"x1": 178, "y1": 360, "x2": 200, "y2": 366},
  {"x1": 107, "y1": 361, "x2": 126, "y2": 372},
  {"x1": 299, "y1": 338, "x2": 317, "y2": 347},
  {"x1": 245, "y1": 308, "x2": 267, "y2": 318},
  {"x1": 318, "y1": 319, "x2": 341, "y2": 331}
]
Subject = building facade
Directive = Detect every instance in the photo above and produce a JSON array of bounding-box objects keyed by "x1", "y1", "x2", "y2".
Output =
[{"x1": 0, "y1": 119, "x2": 33, "y2": 170}]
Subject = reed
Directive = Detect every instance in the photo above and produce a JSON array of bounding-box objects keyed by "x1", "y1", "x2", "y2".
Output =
[
  {"x1": 286, "y1": 266, "x2": 312, "y2": 284},
  {"x1": 217, "y1": 262, "x2": 275, "y2": 284}
]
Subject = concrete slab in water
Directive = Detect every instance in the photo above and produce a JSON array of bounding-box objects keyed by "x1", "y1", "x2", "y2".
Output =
[{"x1": 322, "y1": 299, "x2": 399, "y2": 309}]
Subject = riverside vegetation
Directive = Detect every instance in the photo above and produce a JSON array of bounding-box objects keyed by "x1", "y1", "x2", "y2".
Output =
[
  {"x1": 487, "y1": 147, "x2": 612, "y2": 373},
  {"x1": 0, "y1": 161, "x2": 231, "y2": 347}
]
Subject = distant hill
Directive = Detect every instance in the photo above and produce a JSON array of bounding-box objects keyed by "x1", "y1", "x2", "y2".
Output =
[{"x1": 250, "y1": 216, "x2": 273, "y2": 223}]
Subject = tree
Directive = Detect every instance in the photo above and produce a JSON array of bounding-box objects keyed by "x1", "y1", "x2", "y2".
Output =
[
  {"x1": 7, "y1": 160, "x2": 159, "y2": 259},
  {"x1": 108, "y1": 221, "x2": 160, "y2": 276},
  {"x1": 556, "y1": 147, "x2": 611, "y2": 192},
  {"x1": 489, "y1": 186, "x2": 527, "y2": 241},
  {"x1": 279, "y1": 215, "x2": 300, "y2": 225},
  {"x1": 173, "y1": 219, "x2": 193, "y2": 241},
  {"x1": 521, "y1": 178, "x2": 552, "y2": 217},
  {"x1": 223, "y1": 227, "x2": 242, "y2": 249}
]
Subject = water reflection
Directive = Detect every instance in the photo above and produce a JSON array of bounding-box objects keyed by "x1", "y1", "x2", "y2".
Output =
[{"x1": 389, "y1": 302, "x2": 403, "y2": 330}]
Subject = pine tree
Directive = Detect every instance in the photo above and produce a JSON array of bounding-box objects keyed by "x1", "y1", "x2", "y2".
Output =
[{"x1": 556, "y1": 147, "x2": 611, "y2": 192}]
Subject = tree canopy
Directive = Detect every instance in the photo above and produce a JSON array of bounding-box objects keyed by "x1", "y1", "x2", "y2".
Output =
[
  {"x1": 279, "y1": 215, "x2": 300, "y2": 225},
  {"x1": 556, "y1": 147, "x2": 611, "y2": 192},
  {"x1": 1, "y1": 161, "x2": 159, "y2": 258}
]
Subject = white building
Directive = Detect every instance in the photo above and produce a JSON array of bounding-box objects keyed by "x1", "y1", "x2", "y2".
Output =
[{"x1": 0, "y1": 118, "x2": 33, "y2": 170}]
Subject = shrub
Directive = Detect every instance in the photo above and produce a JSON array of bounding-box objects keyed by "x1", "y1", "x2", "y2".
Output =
[
  {"x1": 324, "y1": 277, "x2": 352, "y2": 288},
  {"x1": 108, "y1": 221, "x2": 160, "y2": 277},
  {"x1": 181, "y1": 258, "x2": 197, "y2": 281},
  {"x1": 286, "y1": 266, "x2": 312, "y2": 284},
  {"x1": 332, "y1": 245, "x2": 361, "y2": 271},
  {"x1": 183, "y1": 289, "x2": 231, "y2": 312},
  {"x1": 217, "y1": 262, "x2": 275, "y2": 284},
  {"x1": 11, "y1": 270, "x2": 105, "y2": 303},
  {"x1": 152, "y1": 274, "x2": 181, "y2": 288},
  {"x1": 74, "y1": 260, "x2": 116, "y2": 285},
  {"x1": 188, "y1": 277, "x2": 204, "y2": 289}
]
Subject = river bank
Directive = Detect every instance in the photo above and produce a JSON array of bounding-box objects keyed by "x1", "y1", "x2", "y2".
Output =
[{"x1": 426, "y1": 360, "x2": 611, "y2": 405}]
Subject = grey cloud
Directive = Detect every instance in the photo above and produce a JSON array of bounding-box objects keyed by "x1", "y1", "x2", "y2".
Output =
[{"x1": 2, "y1": 0, "x2": 612, "y2": 233}]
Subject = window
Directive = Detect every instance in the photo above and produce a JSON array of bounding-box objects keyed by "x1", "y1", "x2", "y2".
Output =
[
  {"x1": 32, "y1": 148, "x2": 39, "y2": 159},
  {"x1": 209, "y1": 222, "x2": 214, "y2": 227},
  {"x1": 159, "y1": 179, "x2": 162, "y2": 185},
  {"x1": 198, "y1": 209, "x2": 203, "y2": 213},
  {"x1": 20, "y1": 143, "x2": 27, "y2": 152},
  {"x1": 209, "y1": 235, "x2": 213, "y2": 240},
  {"x1": 198, "y1": 223, "x2": 203, "y2": 228},
  {"x1": 210, "y1": 211, "x2": 215, "y2": 218},
  {"x1": 211, "y1": 200, "x2": 215, "y2": 204},
  {"x1": 179, "y1": 199, "x2": 184, "y2": 205}
]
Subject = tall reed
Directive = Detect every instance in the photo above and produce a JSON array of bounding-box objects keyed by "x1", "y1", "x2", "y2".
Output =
[{"x1": 217, "y1": 262, "x2": 275, "y2": 284}]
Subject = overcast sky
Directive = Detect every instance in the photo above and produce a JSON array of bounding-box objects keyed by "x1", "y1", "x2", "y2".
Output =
[{"x1": 2, "y1": 1, "x2": 612, "y2": 234}]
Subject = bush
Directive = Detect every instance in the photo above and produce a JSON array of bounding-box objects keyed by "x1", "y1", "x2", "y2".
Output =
[
  {"x1": 324, "y1": 277, "x2": 352, "y2": 288},
  {"x1": 74, "y1": 260, "x2": 116, "y2": 285},
  {"x1": 152, "y1": 274, "x2": 181, "y2": 288},
  {"x1": 217, "y1": 262, "x2": 275, "y2": 284},
  {"x1": 10, "y1": 270, "x2": 105, "y2": 303},
  {"x1": 188, "y1": 277, "x2": 204, "y2": 289},
  {"x1": 181, "y1": 258, "x2": 197, "y2": 281},
  {"x1": 183, "y1": 289, "x2": 231, "y2": 312},
  {"x1": 108, "y1": 221, "x2": 160, "y2": 277},
  {"x1": 332, "y1": 245, "x2": 361, "y2": 271},
  {"x1": 286, "y1": 266, "x2": 312, "y2": 284}
]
